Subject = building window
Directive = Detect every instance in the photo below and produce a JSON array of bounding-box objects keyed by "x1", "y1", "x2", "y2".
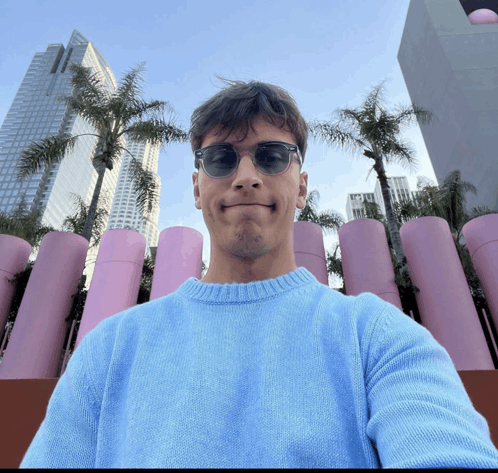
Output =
[{"x1": 60, "y1": 48, "x2": 73, "y2": 73}]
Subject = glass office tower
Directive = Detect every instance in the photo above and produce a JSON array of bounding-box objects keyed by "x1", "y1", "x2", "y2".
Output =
[{"x1": 0, "y1": 30, "x2": 122, "y2": 288}]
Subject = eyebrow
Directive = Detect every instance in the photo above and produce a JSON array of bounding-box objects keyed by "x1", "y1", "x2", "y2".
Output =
[{"x1": 204, "y1": 140, "x2": 284, "y2": 147}]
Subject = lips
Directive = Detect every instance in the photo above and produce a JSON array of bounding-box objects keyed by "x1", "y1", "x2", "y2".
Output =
[{"x1": 222, "y1": 203, "x2": 276, "y2": 210}]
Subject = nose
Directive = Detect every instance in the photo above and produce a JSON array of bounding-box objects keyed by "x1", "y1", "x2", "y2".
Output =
[{"x1": 231, "y1": 153, "x2": 263, "y2": 189}]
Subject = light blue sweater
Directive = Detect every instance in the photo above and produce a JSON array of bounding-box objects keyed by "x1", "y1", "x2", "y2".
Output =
[{"x1": 20, "y1": 267, "x2": 498, "y2": 468}]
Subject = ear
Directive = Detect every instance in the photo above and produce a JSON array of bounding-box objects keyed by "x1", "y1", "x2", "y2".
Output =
[
  {"x1": 296, "y1": 171, "x2": 308, "y2": 210},
  {"x1": 193, "y1": 172, "x2": 202, "y2": 210}
]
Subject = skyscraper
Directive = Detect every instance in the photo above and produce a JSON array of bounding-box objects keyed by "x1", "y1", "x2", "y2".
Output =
[
  {"x1": 0, "y1": 30, "x2": 122, "y2": 288},
  {"x1": 345, "y1": 176, "x2": 424, "y2": 221},
  {"x1": 107, "y1": 138, "x2": 161, "y2": 259},
  {"x1": 373, "y1": 176, "x2": 418, "y2": 216},
  {"x1": 346, "y1": 192, "x2": 376, "y2": 221},
  {"x1": 398, "y1": 0, "x2": 498, "y2": 214}
]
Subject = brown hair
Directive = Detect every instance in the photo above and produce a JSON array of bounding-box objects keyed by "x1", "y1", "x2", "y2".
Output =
[{"x1": 189, "y1": 76, "x2": 308, "y2": 171}]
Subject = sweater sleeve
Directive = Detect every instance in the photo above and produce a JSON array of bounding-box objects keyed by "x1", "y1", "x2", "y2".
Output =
[
  {"x1": 19, "y1": 335, "x2": 99, "y2": 468},
  {"x1": 364, "y1": 300, "x2": 498, "y2": 469}
]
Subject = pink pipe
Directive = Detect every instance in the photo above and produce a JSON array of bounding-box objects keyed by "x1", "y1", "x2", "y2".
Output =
[
  {"x1": 0, "y1": 235, "x2": 31, "y2": 344},
  {"x1": 293, "y1": 221, "x2": 329, "y2": 286},
  {"x1": 461, "y1": 214, "x2": 498, "y2": 338},
  {"x1": 400, "y1": 216, "x2": 493, "y2": 370},
  {"x1": 150, "y1": 227, "x2": 203, "y2": 300},
  {"x1": 338, "y1": 219, "x2": 403, "y2": 310},
  {"x1": 74, "y1": 229, "x2": 145, "y2": 351},
  {"x1": 0, "y1": 231, "x2": 88, "y2": 379}
]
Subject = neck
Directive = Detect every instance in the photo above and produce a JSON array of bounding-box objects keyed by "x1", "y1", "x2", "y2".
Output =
[{"x1": 201, "y1": 247, "x2": 298, "y2": 284}]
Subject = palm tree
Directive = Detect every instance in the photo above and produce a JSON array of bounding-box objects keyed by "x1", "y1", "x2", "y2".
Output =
[
  {"x1": 393, "y1": 170, "x2": 497, "y2": 246},
  {"x1": 308, "y1": 79, "x2": 436, "y2": 285},
  {"x1": 293, "y1": 189, "x2": 347, "y2": 291},
  {"x1": 61, "y1": 191, "x2": 112, "y2": 250},
  {"x1": 294, "y1": 189, "x2": 346, "y2": 233},
  {"x1": 15, "y1": 62, "x2": 189, "y2": 244},
  {"x1": 294, "y1": 170, "x2": 496, "y2": 323},
  {"x1": 362, "y1": 170, "x2": 497, "y2": 324},
  {"x1": 0, "y1": 194, "x2": 56, "y2": 257}
]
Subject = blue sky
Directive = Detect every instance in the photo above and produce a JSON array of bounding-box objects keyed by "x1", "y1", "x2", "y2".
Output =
[{"x1": 0, "y1": 0, "x2": 440, "y2": 284}]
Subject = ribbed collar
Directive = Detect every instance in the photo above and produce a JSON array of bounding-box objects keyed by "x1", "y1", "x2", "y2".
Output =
[{"x1": 176, "y1": 266, "x2": 318, "y2": 304}]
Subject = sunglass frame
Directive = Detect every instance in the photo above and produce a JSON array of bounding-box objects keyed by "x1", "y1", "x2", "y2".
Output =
[{"x1": 194, "y1": 141, "x2": 302, "y2": 179}]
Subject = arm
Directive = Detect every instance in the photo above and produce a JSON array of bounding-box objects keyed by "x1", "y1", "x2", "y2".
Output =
[
  {"x1": 19, "y1": 336, "x2": 99, "y2": 468},
  {"x1": 365, "y1": 303, "x2": 498, "y2": 468}
]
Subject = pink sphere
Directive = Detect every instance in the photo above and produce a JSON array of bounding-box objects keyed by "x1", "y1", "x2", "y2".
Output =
[{"x1": 468, "y1": 8, "x2": 498, "y2": 25}]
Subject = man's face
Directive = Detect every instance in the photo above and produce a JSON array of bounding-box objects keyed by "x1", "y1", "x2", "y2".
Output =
[{"x1": 192, "y1": 115, "x2": 308, "y2": 276}]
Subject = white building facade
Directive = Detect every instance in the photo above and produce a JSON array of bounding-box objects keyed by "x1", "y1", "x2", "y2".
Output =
[
  {"x1": 106, "y1": 139, "x2": 161, "y2": 259},
  {"x1": 346, "y1": 176, "x2": 424, "y2": 221}
]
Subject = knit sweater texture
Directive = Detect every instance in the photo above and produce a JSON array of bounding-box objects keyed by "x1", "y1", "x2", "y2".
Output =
[{"x1": 20, "y1": 267, "x2": 498, "y2": 468}]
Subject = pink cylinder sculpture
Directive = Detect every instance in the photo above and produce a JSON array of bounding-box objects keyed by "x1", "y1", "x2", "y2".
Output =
[
  {"x1": 461, "y1": 214, "x2": 498, "y2": 336},
  {"x1": 0, "y1": 235, "x2": 31, "y2": 343},
  {"x1": 0, "y1": 231, "x2": 89, "y2": 379},
  {"x1": 400, "y1": 217, "x2": 493, "y2": 370},
  {"x1": 338, "y1": 219, "x2": 403, "y2": 310},
  {"x1": 293, "y1": 221, "x2": 329, "y2": 286},
  {"x1": 74, "y1": 229, "x2": 146, "y2": 351},
  {"x1": 468, "y1": 9, "x2": 498, "y2": 25},
  {"x1": 149, "y1": 227, "x2": 203, "y2": 300}
]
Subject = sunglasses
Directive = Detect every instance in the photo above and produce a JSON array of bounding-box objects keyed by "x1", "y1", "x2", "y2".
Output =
[{"x1": 194, "y1": 141, "x2": 302, "y2": 179}]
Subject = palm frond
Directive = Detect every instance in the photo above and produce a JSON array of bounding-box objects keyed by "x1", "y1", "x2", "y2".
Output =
[
  {"x1": 380, "y1": 138, "x2": 419, "y2": 174},
  {"x1": 118, "y1": 62, "x2": 146, "y2": 105},
  {"x1": 434, "y1": 170, "x2": 478, "y2": 232},
  {"x1": 361, "y1": 79, "x2": 390, "y2": 117},
  {"x1": 127, "y1": 157, "x2": 160, "y2": 221},
  {"x1": 392, "y1": 103, "x2": 438, "y2": 131},
  {"x1": 362, "y1": 200, "x2": 386, "y2": 223},
  {"x1": 416, "y1": 175, "x2": 439, "y2": 190},
  {"x1": 16, "y1": 134, "x2": 79, "y2": 181},
  {"x1": 464, "y1": 205, "x2": 498, "y2": 222},
  {"x1": 314, "y1": 211, "x2": 347, "y2": 236},
  {"x1": 325, "y1": 241, "x2": 344, "y2": 283},
  {"x1": 61, "y1": 191, "x2": 110, "y2": 249},
  {"x1": 124, "y1": 118, "x2": 189, "y2": 145},
  {"x1": 0, "y1": 196, "x2": 56, "y2": 250},
  {"x1": 294, "y1": 189, "x2": 346, "y2": 236},
  {"x1": 308, "y1": 121, "x2": 367, "y2": 157},
  {"x1": 304, "y1": 189, "x2": 321, "y2": 214},
  {"x1": 62, "y1": 95, "x2": 110, "y2": 132},
  {"x1": 369, "y1": 109, "x2": 400, "y2": 143},
  {"x1": 125, "y1": 99, "x2": 175, "y2": 122},
  {"x1": 0, "y1": 210, "x2": 26, "y2": 239},
  {"x1": 335, "y1": 108, "x2": 365, "y2": 129},
  {"x1": 68, "y1": 63, "x2": 110, "y2": 106}
]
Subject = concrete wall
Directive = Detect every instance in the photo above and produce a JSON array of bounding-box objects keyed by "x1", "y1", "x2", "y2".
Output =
[{"x1": 398, "y1": 0, "x2": 498, "y2": 214}]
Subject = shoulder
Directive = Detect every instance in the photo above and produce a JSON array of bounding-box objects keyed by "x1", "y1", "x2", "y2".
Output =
[
  {"x1": 314, "y1": 286, "x2": 414, "y2": 345},
  {"x1": 318, "y1": 286, "x2": 391, "y2": 323},
  {"x1": 81, "y1": 291, "x2": 178, "y2": 347}
]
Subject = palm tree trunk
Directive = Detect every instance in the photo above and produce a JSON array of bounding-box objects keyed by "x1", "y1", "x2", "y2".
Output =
[
  {"x1": 373, "y1": 158, "x2": 408, "y2": 271},
  {"x1": 368, "y1": 154, "x2": 422, "y2": 299},
  {"x1": 81, "y1": 160, "x2": 106, "y2": 242}
]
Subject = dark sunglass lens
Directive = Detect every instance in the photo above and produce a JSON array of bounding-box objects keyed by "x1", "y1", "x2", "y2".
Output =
[
  {"x1": 256, "y1": 144, "x2": 289, "y2": 174},
  {"x1": 204, "y1": 146, "x2": 237, "y2": 177}
]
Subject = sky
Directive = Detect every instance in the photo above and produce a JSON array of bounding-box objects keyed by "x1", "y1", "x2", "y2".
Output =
[{"x1": 0, "y1": 0, "x2": 441, "y2": 287}]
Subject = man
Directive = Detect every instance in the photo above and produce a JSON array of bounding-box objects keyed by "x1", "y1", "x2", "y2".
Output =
[{"x1": 20, "y1": 79, "x2": 498, "y2": 468}]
